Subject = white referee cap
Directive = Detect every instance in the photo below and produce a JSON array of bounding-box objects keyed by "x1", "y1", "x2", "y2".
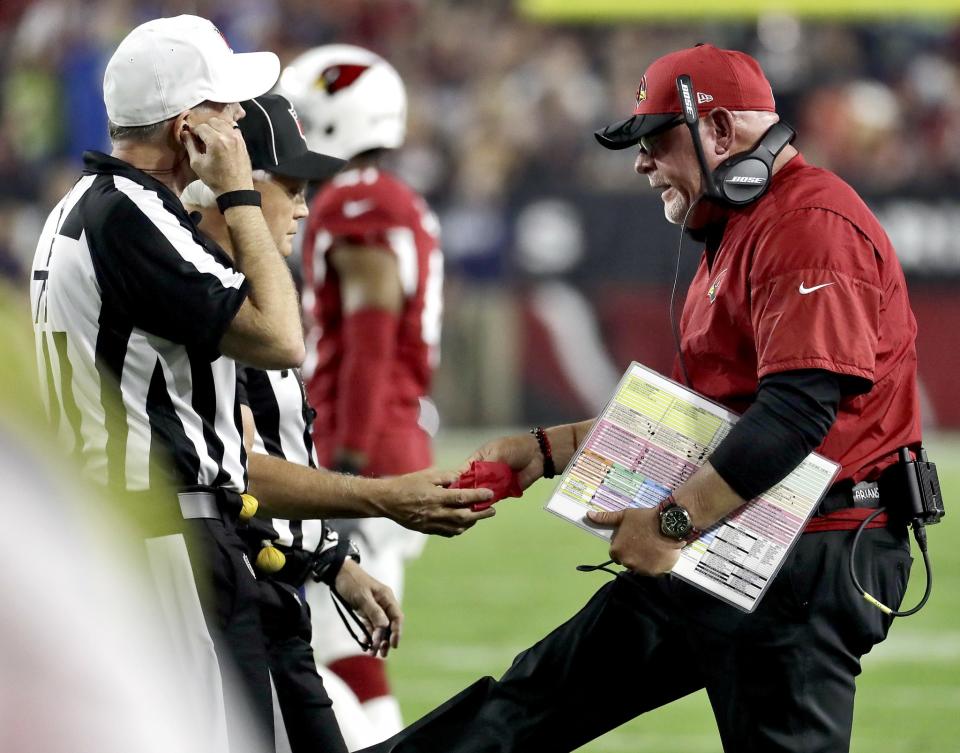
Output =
[{"x1": 103, "y1": 15, "x2": 280, "y2": 127}]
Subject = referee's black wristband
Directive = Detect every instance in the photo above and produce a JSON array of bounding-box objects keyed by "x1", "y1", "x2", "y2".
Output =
[{"x1": 216, "y1": 189, "x2": 261, "y2": 214}]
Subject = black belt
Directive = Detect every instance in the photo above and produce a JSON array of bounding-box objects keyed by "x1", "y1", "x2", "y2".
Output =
[
  {"x1": 816, "y1": 461, "x2": 905, "y2": 517},
  {"x1": 816, "y1": 480, "x2": 882, "y2": 516}
]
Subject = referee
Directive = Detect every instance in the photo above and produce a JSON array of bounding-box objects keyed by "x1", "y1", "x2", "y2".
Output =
[
  {"x1": 29, "y1": 16, "x2": 299, "y2": 751},
  {"x1": 180, "y1": 93, "x2": 496, "y2": 752}
]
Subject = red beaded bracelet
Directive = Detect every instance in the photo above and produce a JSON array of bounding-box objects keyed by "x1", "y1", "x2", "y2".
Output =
[{"x1": 530, "y1": 426, "x2": 556, "y2": 479}]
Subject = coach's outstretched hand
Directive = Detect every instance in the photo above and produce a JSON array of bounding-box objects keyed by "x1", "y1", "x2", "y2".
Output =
[
  {"x1": 334, "y1": 559, "x2": 403, "y2": 658},
  {"x1": 464, "y1": 432, "x2": 545, "y2": 491},
  {"x1": 373, "y1": 469, "x2": 496, "y2": 537}
]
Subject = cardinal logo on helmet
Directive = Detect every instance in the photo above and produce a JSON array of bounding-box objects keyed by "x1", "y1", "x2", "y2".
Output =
[{"x1": 316, "y1": 64, "x2": 371, "y2": 94}]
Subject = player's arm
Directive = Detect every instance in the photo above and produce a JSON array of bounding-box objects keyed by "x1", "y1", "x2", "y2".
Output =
[
  {"x1": 329, "y1": 245, "x2": 403, "y2": 473},
  {"x1": 240, "y1": 404, "x2": 493, "y2": 535},
  {"x1": 183, "y1": 118, "x2": 304, "y2": 369}
]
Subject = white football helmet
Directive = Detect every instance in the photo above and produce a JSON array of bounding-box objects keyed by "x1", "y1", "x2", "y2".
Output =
[{"x1": 277, "y1": 44, "x2": 407, "y2": 161}]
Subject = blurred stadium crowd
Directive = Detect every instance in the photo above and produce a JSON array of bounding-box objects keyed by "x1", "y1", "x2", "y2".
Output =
[{"x1": 4, "y1": 0, "x2": 960, "y2": 425}]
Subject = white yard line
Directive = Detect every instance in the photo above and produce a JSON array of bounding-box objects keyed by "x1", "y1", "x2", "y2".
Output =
[{"x1": 865, "y1": 629, "x2": 960, "y2": 664}]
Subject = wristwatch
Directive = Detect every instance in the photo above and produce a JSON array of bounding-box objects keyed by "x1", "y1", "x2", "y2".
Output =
[
  {"x1": 311, "y1": 537, "x2": 362, "y2": 585},
  {"x1": 345, "y1": 538, "x2": 361, "y2": 565},
  {"x1": 658, "y1": 497, "x2": 699, "y2": 542}
]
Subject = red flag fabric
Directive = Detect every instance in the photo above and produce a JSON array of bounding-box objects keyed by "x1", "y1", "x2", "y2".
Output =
[{"x1": 450, "y1": 461, "x2": 523, "y2": 511}]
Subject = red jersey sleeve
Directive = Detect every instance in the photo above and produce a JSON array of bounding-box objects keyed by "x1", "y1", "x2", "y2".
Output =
[{"x1": 749, "y1": 207, "x2": 883, "y2": 384}]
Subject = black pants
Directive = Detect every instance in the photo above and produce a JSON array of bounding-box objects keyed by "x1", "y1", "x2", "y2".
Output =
[
  {"x1": 363, "y1": 526, "x2": 912, "y2": 753},
  {"x1": 259, "y1": 580, "x2": 349, "y2": 753},
  {"x1": 185, "y1": 515, "x2": 276, "y2": 750}
]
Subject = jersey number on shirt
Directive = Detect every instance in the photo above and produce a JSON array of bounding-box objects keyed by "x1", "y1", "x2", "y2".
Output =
[{"x1": 31, "y1": 232, "x2": 82, "y2": 451}]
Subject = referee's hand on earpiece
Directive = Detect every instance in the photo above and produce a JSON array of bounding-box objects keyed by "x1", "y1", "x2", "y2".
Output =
[
  {"x1": 370, "y1": 469, "x2": 496, "y2": 537},
  {"x1": 182, "y1": 116, "x2": 254, "y2": 196}
]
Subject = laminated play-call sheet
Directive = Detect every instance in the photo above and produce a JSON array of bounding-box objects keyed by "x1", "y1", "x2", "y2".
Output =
[{"x1": 545, "y1": 362, "x2": 840, "y2": 612}]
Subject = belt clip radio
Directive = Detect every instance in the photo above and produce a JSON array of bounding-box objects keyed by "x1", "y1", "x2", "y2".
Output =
[
  {"x1": 850, "y1": 445, "x2": 946, "y2": 617},
  {"x1": 891, "y1": 446, "x2": 945, "y2": 528}
]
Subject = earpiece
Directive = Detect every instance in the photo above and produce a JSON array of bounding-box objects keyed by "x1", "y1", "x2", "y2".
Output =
[{"x1": 675, "y1": 74, "x2": 795, "y2": 207}]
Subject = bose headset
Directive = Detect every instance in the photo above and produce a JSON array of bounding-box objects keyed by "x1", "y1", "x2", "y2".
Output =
[{"x1": 675, "y1": 73, "x2": 796, "y2": 206}]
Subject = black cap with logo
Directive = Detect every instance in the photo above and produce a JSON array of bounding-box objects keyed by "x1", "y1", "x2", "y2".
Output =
[{"x1": 238, "y1": 94, "x2": 345, "y2": 181}]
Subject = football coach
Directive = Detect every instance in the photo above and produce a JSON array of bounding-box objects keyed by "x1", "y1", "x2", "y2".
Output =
[{"x1": 361, "y1": 43, "x2": 922, "y2": 753}]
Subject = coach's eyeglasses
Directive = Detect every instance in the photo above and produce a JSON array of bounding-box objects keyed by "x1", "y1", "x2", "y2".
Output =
[{"x1": 638, "y1": 115, "x2": 685, "y2": 156}]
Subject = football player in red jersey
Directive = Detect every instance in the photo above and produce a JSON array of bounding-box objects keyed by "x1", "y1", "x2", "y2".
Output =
[{"x1": 279, "y1": 45, "x2": 443, "y2": 740}]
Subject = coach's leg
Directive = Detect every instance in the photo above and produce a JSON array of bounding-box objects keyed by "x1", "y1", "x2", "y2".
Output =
[
  {"x1": 704, "y1": 526, "x2": 912, "y2": 753},
  {"x1": 368, "y1": 573, "x2": 706, "y2": 753}
]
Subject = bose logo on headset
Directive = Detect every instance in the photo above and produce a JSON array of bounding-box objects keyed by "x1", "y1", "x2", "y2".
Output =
[
  {"x1": 675, "y1": 73, "x2": 795, "y2": 206},
  {"x1": 678, "y1": 79, "x2": 694, "y2": 113}
]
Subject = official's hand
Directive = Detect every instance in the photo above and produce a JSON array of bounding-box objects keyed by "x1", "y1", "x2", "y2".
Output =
[
  {"x1": 333, "y1": 559, "x2": 402, "y2": 658},
  {"x1": 587, "y1": 507, "x2": 683, "y2": 576},
  {"x1": 463, "y1": 433, "x2": 543, "y2": 490},
  {"x1": 376, "y1": 469, "x2": 496, "y2": 536},
  {"x1": 182, "y1": 116, "x2": 254, "y2": 195}
]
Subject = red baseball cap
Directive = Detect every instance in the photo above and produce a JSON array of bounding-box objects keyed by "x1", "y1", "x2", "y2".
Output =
[{"x1": 595, "y1": 44, "x2": 776, "y2": 150}]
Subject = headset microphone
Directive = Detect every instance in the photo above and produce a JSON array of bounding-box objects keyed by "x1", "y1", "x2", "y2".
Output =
[
  {"x1": 676, "y1": 74, "x2": 720, "y2": 199},
  {"x1": 675, "y1": 73, "x2": 796, "y2": 206}
]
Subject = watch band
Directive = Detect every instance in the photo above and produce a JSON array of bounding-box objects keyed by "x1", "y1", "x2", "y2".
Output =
[{"x1": 216, "y1": 189, "x2": 262, "y2": 213}]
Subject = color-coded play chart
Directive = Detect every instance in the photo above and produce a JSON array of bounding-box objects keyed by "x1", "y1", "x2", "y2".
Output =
[{"x1": 546, "y1": 362, "x2": 840, "y2": 612}]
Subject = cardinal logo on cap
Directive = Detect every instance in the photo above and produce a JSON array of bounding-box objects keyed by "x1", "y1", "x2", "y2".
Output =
[
  {"x1": 635, "y1": 75, "x2": 647, "y2": 106},
  {"x1": 288, "y1": 104, "x2": 307, "y2": 143}
]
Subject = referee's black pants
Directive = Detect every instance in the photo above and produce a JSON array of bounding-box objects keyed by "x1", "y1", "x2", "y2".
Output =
[
  {"x1": 184, "y1": 514, "x2": 276, "y2": 748},
  {"x1": 362, "y1": 525, "x2": 912, "y2": 753},
  {"x1": 259, "y1": 579, "x2": 349, "y2": 753}
]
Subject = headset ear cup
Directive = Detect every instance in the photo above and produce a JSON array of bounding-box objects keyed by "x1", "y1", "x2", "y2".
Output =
[
  {"x1": 709, "y1": 121, "x2": 796, "y2": 206},
  {"x1": 715, "y1": 156, "x2": 772, "y2": 205},
  {"x1": 711, "y1": 160, "x2": 732, "y2": 203}
]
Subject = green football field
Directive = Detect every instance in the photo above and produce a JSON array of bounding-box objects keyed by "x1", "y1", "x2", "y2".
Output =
[{"x1": 390, "y1": 430, "x2": 960, "y2": 753}]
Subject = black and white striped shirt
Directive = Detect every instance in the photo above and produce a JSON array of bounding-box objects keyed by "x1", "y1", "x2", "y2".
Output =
[
  {"x1": 30, "y1": 151, "x2": 249, "y2": 492},
  {"x1": 238, "y1": 366, "x2": 331, "y2": 553}
]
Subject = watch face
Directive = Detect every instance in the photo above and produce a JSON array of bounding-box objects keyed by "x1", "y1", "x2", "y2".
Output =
[{"x1": 661, "y1": 505, "x2": 693, "y2": 540}]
